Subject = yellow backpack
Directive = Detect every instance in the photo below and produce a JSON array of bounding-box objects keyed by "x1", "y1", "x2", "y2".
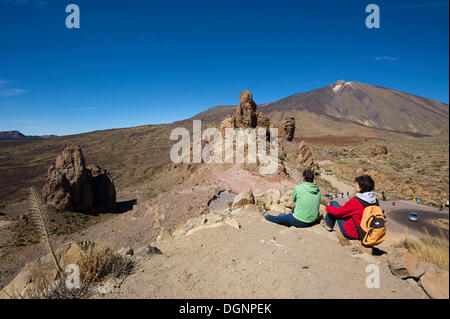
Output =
[{"x1": 352, "y1": 206, "x2": 386, "y2": 247}]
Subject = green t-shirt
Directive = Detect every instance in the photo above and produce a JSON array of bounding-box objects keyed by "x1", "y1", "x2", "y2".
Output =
[{"x1": 292, "y1": 182, "x2": 321, "y2": 223}]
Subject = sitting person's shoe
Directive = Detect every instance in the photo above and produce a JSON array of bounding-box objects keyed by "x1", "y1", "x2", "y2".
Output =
[{"x1": 320, "y1": 219, "x2": 333, "y2": 232}]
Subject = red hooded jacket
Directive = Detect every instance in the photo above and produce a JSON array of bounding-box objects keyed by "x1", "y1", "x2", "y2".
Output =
[{"x1": 326, "y1": 197, "x2": 378, "y2": 239}]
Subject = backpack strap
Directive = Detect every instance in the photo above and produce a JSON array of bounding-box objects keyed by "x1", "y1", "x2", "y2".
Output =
[{"x1": 351, "y1": 216, "x2": 361, "y2": 240}]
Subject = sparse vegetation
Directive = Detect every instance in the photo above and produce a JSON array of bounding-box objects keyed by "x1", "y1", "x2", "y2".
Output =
[
  {"x1": 23, "y1": 277, "x2": 91, "y2": 299},
  {"x1": 396, "y1": 230, "x2": 449, "y2": 271},
  {"x1": 78, "y1": 243, "x2": 134, "y2": 284},
  {"x1": 29, "y1": 187, "x2": 63, "y2": 276},
  {"x1": 314, "y1": 137, "x2": 449, "y2": 205},
  {"x1": 8, "y1": 206, "x2": 119, "y2": 247}
]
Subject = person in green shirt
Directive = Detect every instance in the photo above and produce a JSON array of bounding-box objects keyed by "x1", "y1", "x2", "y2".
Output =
[{"x1": 265, "y1": 169, "x2": 321, "y2": 227}]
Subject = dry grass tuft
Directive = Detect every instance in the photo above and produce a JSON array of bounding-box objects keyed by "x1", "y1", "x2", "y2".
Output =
[
  {"x1": 397, "y1": 229, "x2": 449, "y2": 271},
  {"x1": 78, "y1": 243, "x2": 134, "y2": 284},
  {"x1": 25, "y1": 277, "x2": 91, "y2": 299}
]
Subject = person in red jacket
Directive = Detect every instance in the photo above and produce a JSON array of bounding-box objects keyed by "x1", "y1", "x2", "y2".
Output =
[{"x1": 320, "y1": 175, "x2": 379, "y2": 239}]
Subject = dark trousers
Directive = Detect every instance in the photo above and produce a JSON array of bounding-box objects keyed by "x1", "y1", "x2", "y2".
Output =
[
  {"x1": 325, "y1": 201, "x2": 354, "y2": 239},
  {"x1": 265, "y1": 207, "x2": 317, "y2": 228}
]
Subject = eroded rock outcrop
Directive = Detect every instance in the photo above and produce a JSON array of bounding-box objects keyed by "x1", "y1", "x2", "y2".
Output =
[
  {"x1": 235, "y1": 90, "x2": 258, "y2": 129},
  {"x1": 42, "y1": 145, "x2": 116, "y2": 213},
  {"x1": 297, "y1": 141, "x2": 320, "y2": 172},
  {"x1": 220, "y1": 90, "x2": 270, "y2": 134},
  {"x1": 283, "y1": 117, "x2": 296, "y2": 141}
]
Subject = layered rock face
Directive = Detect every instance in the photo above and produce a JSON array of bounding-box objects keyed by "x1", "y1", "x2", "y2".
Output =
[
  {"x1": 42, "y1": 145, "x2": 116, "y2": 213},
  {"x1": 298, "y1": 141, "x2": 320, "y2": 172}
]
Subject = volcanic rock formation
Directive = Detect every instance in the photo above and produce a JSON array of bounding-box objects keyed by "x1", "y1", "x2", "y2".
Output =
[
  {"x1": 42, "y1": 145, "x2": 116, "y2": 213},
  {"x1": 220, "y1": 90, "x2": 270, "y2": 133},
  {"x1": 298, "y1": 140, "x2": 320, "y2": 172},
  {"x1": 283, "y1": 117, "x2": 296, "y2": 141},
  {"x1": 235, "y1": 90, "x2": 258, "y2": 128}
]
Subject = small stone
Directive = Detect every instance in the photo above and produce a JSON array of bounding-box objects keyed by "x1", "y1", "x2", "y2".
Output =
[
  {"x1": 225, "y1": 217, "x2": 240, "y2": 230},
  {"x1": 232, "y1": 190, "x2": 255, "y2": 208},
  {"x1": 97, "y1": 284, "x2": 113, "y2": 295},
  {"x1": 146, "y1": 246, "x2": 162, "y2": 255},
  {"x1": 387, "y1": 248, "x2": 410, "y2": 279}
]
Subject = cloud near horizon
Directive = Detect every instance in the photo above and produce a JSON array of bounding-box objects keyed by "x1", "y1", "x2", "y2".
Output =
[
  {"x1": 1, "y1": 0, "x2": 46, "y2": 7},
  {"x1": 387, "y1": 1, "x2": 449, "y2": 10},
  {"x1": 375, "y1": 56, "x2": 399, "y2": 61},
  {"x1": 0, "y1": 79, "x2": 27, "y2": 97},
  {"x1": 0, "y1": 88, "x2": 27, "y2": 97}
]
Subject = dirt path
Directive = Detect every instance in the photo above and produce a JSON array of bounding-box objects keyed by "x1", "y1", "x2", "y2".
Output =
[
  {"x1": 105, "y1": 210, "x2": 426, "y2": 299},
  {"x1": 320, "y1": 172, "x2": 354, "y2": 195}
]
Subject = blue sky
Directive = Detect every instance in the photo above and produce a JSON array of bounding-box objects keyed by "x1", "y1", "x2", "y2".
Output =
[{"x1": 0, "y1": 0, "x2": 448, "y2": 136}]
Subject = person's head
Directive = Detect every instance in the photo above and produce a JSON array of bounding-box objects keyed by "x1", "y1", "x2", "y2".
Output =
[
  {"x1": 354, "y1": 175, "x2": 375, "y2": 193},
  {"x1": 302, "y1": 169, "x2": 315, "y2": 183}
]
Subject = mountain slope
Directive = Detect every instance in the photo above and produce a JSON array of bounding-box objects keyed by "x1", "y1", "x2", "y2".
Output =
[
  {"x1": 0, "y1": 130, "x2": 57, "y2": 140},
  {"x1": 193, "y1": 81, "x2": 449, "y2": 136},
  {"x1": 0, "y1": 131, "x2": 27, "y2": 140}
]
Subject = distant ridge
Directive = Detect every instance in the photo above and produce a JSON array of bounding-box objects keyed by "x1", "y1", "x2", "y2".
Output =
[{"x1": 0, "y1": 130, "x2": 57, "y2": 140}]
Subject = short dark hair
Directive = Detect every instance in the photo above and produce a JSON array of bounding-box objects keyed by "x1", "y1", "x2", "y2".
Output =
[
  {"x1": 355, "y1": 175, "x2": 375, "y2": 193},
  {"x1": 302, "y1": 169, "x2": 315, "y2": 183}
]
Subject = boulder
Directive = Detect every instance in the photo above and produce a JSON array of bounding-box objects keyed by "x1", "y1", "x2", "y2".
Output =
[
  {"x1": 387, "y1": 248, "x2": 427, "y2": 279},
  {"x1": 267, "y1": 189, "x2": 282, "y2": 204},
  {"x1": 42, "y1": 145, "x2": 116, "y2": 213},
  {"x1": 370, "y1": 145, "x2": 388, "y2": 156},
  {"x1": 419, "y1": 265, "x2": 449, "y2": 299},
  {"x1": 254, "y1": 192, "x2": 273, "y2": 209},
  {"x1": 232, "y1": 190, "x2": 255, "y2": 208},
  {"x1": 280, "y1": 189, "x2": 295, "y2": 209},
  {"x1": 268, "y1": 203, "x2": 291, "y2": 214},
  {"x1": 387, "y1": 248, "x2": 411, "y2": 279}
]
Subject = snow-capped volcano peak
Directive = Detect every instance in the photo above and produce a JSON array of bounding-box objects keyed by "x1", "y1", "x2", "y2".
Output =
[{"x1": 331, "y1": 80, "x2": 353, "y2": 93}]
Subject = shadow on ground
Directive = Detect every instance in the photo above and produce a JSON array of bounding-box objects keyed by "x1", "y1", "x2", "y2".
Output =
[{"x1": 115, "y1": 199, "x2": 137, "y2": 214}]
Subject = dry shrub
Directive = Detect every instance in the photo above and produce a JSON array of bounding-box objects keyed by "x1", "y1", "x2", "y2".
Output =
[
  {"x1": 397, "y1": 229, "x2": 449, "y2": 271},
  {"x1": 78, "y1": 244, "x2": 134, "y2": 284},
  {"x1": 24, "y1": 277, "x2": 91, "y2": 299}
]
